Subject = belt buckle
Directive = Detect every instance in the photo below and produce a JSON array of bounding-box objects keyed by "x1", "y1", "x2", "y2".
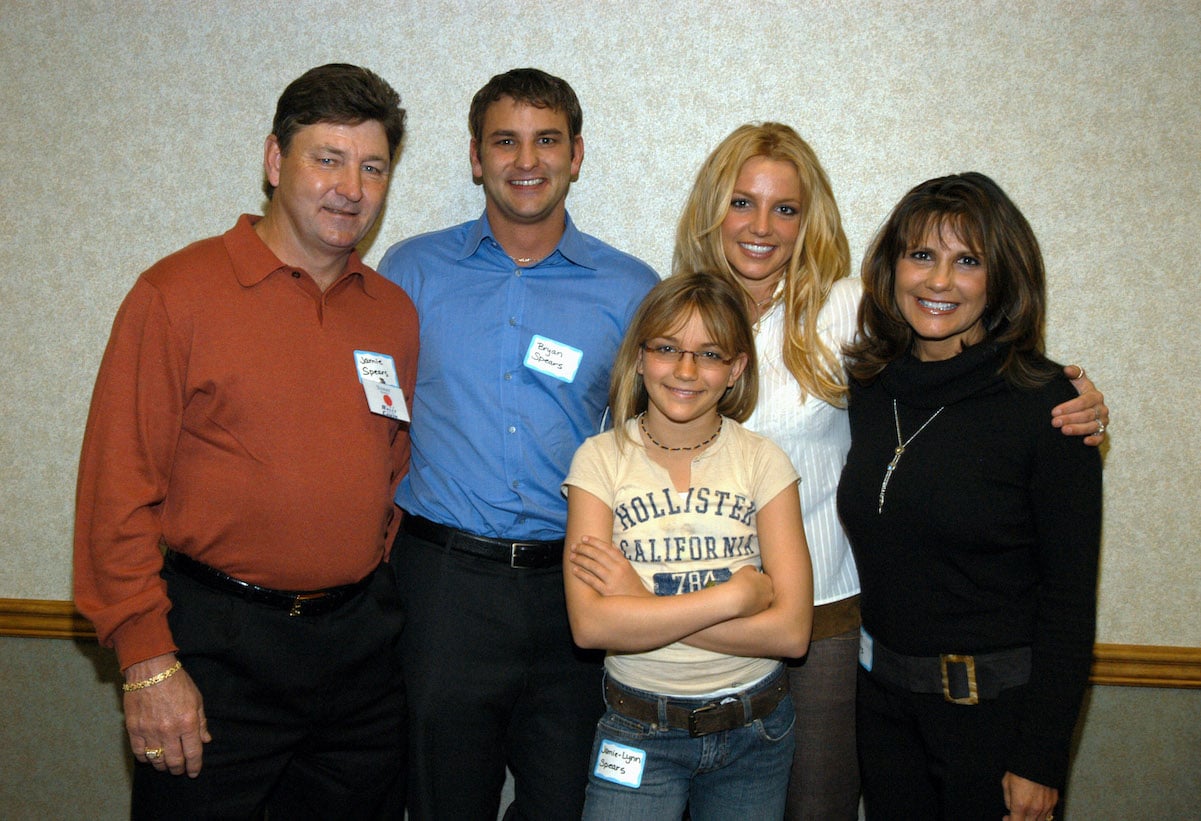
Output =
[
  {"x1": 288, "y1": 591, "x2": 328, "y2": 617},
  {"x1": 509, "y1": 542, "x2": 543, "y2": 569},
  {"x1": 687, "y1": 702, "x2": 727, "y2": 737},
  {"x1": 940, "y1": 653, "x2": 979, "y2": 705}
]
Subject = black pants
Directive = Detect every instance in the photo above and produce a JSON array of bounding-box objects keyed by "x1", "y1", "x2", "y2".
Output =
[
  {"x1": 132, "y1": 562, "x2": 406, "y2": 820},
  {"x1": 391, "y1": 529, "x2": 604, "y2": 821},
  {"x1": 857, "y1": 667, "x2": 1058, "y2": 820}
]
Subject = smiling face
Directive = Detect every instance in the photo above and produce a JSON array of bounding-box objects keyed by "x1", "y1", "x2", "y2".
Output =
[
  {"x1": 261, "y1": 120, "x2": 392, "y2": 279},
  {"x1": 469, "y1": 96, "x2": 583, "y2": 232},
  {"x1": 719, "y1": 156, "x2": 804, "y2": 302},
  {"x1": 894, "y1": 223, "x2": 989, "y2": 361},
  {"x1": 637, "y1": 308, "x2": 747, "y2": 441}
]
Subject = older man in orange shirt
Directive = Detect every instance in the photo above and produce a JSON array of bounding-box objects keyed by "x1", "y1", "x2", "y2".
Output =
[{"x1": 74, "y1": 64, "x2": 417, "y2": 818}]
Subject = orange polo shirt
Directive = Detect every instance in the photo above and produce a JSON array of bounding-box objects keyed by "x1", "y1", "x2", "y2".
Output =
[{"x1": 74, "y1": 215, "x2": 418, "y2": 669}]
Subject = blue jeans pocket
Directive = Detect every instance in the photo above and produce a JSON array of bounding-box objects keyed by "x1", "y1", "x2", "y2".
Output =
[
  {"x1": 596, "y1": 706, "x2": 657, "y2": 741},
  {"x1": 753, "y1": 692, "x2": 797, "y2": 742}
]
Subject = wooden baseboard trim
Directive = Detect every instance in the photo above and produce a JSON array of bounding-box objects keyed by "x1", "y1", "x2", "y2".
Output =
[
  {"x1": 3, "y1": 598, "x2": 1199, "y2": 688},
  {"x1": 0, "y1": 598, "x2": 96, "y2": 639},
  {"x1": 1088, "y1": 643, "x2": 1201, "y2": 688}
]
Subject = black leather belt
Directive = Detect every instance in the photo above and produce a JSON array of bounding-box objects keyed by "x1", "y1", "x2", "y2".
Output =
[
  {"x1": 865, "y1": 633, "x2": 1032, "y2": 705},
  {"x1": 164, "y1": 550, "x2": 373, "y2": 617},
  {"x1": 604, "y1": 667, "x2": 789, "y2": 737},
  {"x1": 401, "y1": 514, "x2": 564, "y2": 569}
]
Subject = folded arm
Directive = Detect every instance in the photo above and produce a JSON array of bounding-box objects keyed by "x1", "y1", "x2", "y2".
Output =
[
  {"x1": 563, "y1": 487, "x2": 773, "y2": 652},
  {"x1": 678, "y1": 484, "x2": 813, "y2": 659}
]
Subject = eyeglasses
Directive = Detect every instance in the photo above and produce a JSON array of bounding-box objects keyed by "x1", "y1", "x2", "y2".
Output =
[{"x1": 641, "y1": 343, "x2": 735, "y2": 370}]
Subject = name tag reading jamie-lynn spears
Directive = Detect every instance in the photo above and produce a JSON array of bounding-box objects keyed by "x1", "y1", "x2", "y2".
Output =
[
  {"x1": 354, "y1": 350, "x2": 409, "y2": 422},
  {"x1": 593, "y1": 739, "x2": 646, "y2": 789},
  {"x1": 524, "y1": 334, "x2": 582, "y2": 383}
]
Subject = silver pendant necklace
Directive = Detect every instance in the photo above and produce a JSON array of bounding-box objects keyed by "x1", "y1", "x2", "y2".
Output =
[{"x1": 877, "y1": 399, "x2": 944, "y2": 514}]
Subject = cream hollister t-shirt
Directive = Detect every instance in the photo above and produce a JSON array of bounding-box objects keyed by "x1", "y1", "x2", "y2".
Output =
[{"x1": 564, "y1": 417, "x2": 799, "y2": 696}]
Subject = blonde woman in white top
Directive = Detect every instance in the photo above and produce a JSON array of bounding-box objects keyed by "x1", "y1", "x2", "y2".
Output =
[{"x1": 673, "y1": 123, "x2": 1110, "y2": 820}]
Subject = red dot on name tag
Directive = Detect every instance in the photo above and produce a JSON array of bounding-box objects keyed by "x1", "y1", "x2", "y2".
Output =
[{"x1": 383, "y1": 394, "x2": 393, "y2": 406}]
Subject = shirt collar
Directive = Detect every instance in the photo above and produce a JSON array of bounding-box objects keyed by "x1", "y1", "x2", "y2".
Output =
[
  {"x1": 224, "y1": 213, "x2": 377, "y2": 297},
  {"x1": 457, "y1": 210, "x2": 598, "y2": 270}
]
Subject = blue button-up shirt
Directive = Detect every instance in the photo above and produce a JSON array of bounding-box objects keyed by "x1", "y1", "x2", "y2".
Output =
[{"x1": 379, "y1": 212, "x2": 659, "y2": 540}]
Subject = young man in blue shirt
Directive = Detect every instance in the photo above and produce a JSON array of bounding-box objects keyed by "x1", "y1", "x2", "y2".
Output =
[{"x1": 379, "y1": 68, "x2": 659, "y2": 820}]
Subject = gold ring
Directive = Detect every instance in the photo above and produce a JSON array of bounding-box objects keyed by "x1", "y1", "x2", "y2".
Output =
[
  {"x1": 1072, "y1": 365, "x2": 1086, "y2": 380},
  {"x1": 145, "y1": 748, "x2": 164, "y2": 760}
]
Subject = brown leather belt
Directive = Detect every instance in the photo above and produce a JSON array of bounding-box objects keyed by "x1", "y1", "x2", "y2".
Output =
[
  {"x1": 401, "y1": 513, "x2": 564, "y2": 569},
  {"x1": 604, "y1": 667, "x2": 789, "y2": 737},
  {"x1": 164, "y1": 550, "x2": 373, "y2": 617},
  {"x1": 811, "y1": 594, "x2": 861, "y2": 641}
]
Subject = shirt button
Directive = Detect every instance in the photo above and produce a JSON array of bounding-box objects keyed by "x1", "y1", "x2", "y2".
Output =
[
  {"x1": 515, "y1": 270, "x2": 522, "y2": 277},
  {"x1": 509, "y1": 317, "x2": 518, "y2": 326},
  {"x1": 507, "y1": 426, "x2": 516, "y2": 434},
  {"x1": 512, "y1": 480, "x2": 520, "y2": 489},
  {"x1": 291, "y1": 271, "x2": 301, "y2": 278},
  {"x1": 504, "y1": 372, "x2": 512, "y2": 381}
]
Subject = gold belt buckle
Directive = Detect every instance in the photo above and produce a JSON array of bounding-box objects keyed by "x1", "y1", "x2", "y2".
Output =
[
  {"x1": 289, "y1": 591, "x2": 328, "y2": 617},
  {"x1": 940, "y1": 654, "x2": 979, "y2": 705}
]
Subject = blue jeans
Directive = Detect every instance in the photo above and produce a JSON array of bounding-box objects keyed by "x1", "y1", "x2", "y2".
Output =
[{"x1": 582, "y1": 670, "x2": 795, "y2": 821}]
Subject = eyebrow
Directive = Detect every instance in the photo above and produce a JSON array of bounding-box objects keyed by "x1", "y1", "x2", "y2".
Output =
[
  {"x1": 730, "y1": 187, "x2": 801, "y2": 203},
  {"x1": 311, "y1": 144, "x2": 390, "y2": 166},
  {"x1": 648, "y1": 334, "x2": 725, "y2": 349},
  {"x1": 487, "y1": 128, "x2": 566, "y2": 139}
]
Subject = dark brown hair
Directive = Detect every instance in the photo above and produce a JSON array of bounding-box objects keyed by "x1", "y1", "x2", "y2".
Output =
[
  {"x1": 266, "y1": 64, "x2": 405, "y2": 198},
  {"x1": 468, "y1": 68, "x2": 582, "y2": 143},
  {"x1": 846, "y1": 172, "x2": 1056, "y2": 387}
]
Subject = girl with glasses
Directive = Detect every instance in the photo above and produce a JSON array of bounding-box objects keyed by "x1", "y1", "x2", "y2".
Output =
[{"x1": 562, "y1": 271, "x2": 814, "y2": 820}]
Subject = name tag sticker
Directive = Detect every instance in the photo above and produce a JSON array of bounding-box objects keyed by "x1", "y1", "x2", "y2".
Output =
[
  {"x1": 524, "y1": 335, "x2": 582, "y2": 383},
  {"x1": 859, "y1": 627, "x2": 874, "y2": 672},
  {"x1": 593, "y1": 739, "x2": 646, "y2": 789},
  {"x1": 354, "y1": 350, "x2": 400, "y2": 387},
  {"x1": 362, "y1": 381, "x2": 409, "y2": 422}
]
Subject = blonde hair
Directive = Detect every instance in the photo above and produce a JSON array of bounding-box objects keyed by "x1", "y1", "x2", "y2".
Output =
[
  {"x1": 673, "y1": 123, "x2": 851, "y2": 406},
  {"x1": 610, "y1": 272, "x2": 758, "y2": 443}
]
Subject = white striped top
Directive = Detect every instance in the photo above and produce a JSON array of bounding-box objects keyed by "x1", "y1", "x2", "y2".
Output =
[{"x1": 744, "y1": 276, "x2": 863, "y2": 605}]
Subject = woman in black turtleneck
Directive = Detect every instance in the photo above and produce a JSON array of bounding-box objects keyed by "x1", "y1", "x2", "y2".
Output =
[{"x1": 838, "y1": 173, "x2": 1101, "y2": 821}]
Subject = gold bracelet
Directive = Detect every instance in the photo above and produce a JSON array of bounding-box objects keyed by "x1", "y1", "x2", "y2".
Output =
[{"x1": 122, "y1": 661, "x2": 183, "y2": 692}]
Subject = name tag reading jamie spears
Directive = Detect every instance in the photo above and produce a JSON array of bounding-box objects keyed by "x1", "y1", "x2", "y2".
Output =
[
  {"x1": 354, "y1": 350, "x2": 408, "y2": 422},
  {"x1": 354, "y1": 350, "x2": 400, "y2": 386},
  {"x1": 524, "y1": 335, "x2": 582, "y2": 383}
]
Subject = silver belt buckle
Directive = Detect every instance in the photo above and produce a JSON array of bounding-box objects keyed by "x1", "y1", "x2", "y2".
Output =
[{"x1": 509, "y1": 542, "x2": 541, "y2": 568}]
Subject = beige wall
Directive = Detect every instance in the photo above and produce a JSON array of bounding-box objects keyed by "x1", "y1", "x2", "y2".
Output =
[
  {"x1": 3, "y1": 0, "x2": 1199, "y2": 645},
  {"x1": 2, "y1": 1, "x2": 1199, "y2": 816}
]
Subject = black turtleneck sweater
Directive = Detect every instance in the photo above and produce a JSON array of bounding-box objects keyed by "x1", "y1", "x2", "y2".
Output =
[{"x1": 837, "y1": 341, "x2": 1102, "y2": 789}]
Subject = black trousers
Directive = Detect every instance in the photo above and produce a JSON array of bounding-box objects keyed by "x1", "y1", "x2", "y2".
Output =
[
  {"x1": 391, "y1": 528, "x2": 604, "y2": 821},
  {"x1": 857, "y1": 667, "x2": 1059, "y2": 821},
  {"x1": 132, "y1": 561, "x2": 406, "y2": 820}
]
